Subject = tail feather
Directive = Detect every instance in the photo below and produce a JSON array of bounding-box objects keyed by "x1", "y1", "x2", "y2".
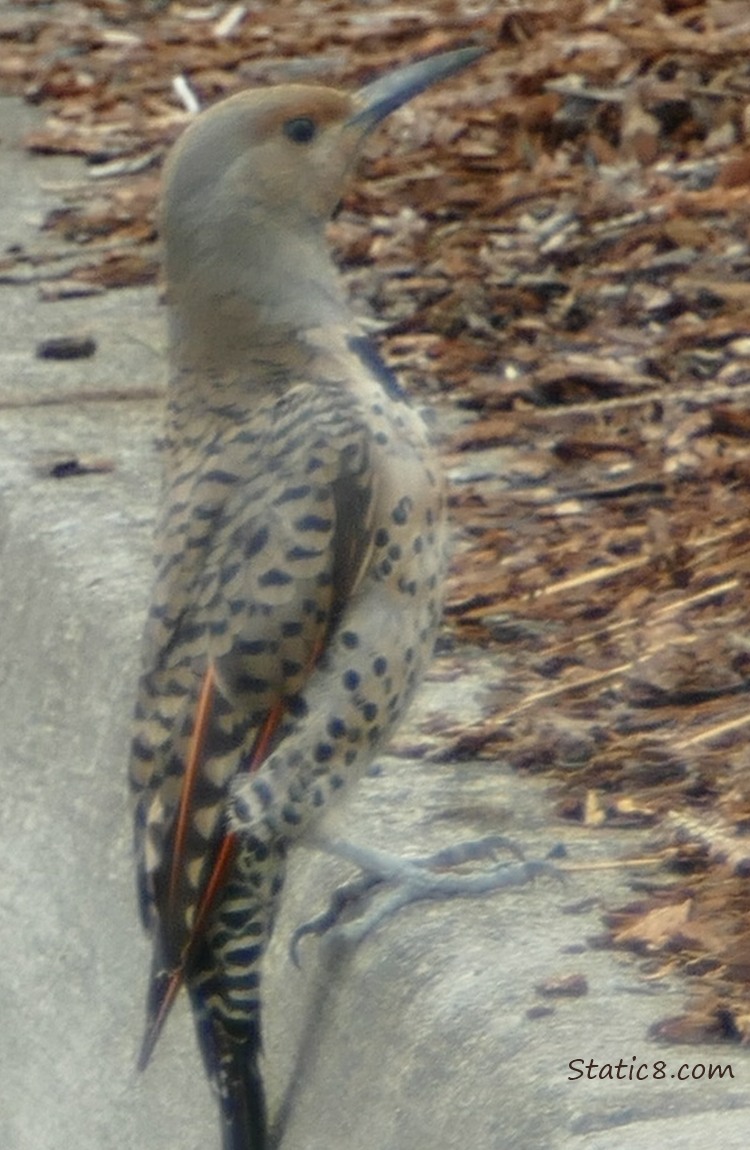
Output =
[
  {"x1": 219, "y1": 1047, "x2": 268, "y2": 1150},
  {"x1": 194, "y1": 1007, "x2": 267, "y2": 1150}
]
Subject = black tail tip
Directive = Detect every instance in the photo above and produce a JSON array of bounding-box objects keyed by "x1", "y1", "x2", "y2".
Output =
[{"x1": 219, "y1": 1046, "x2": 268, "y2": 1150}]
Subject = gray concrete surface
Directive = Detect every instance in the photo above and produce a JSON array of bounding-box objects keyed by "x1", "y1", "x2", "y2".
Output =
[{"x1": 1, "y1": 91, "x2": 749, "y2": 1149}]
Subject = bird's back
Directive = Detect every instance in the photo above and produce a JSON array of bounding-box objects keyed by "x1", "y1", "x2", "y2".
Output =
[{"x1": 130, "y1": 348, "x2": 446, "y2": 1045}]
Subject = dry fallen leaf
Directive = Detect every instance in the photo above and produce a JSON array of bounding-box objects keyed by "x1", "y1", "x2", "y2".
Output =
[{"x1": 613, "y1": 900, "x2": 693, "y2": 950}]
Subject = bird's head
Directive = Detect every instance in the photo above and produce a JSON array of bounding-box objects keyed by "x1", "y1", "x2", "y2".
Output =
[
  {"x1": 163, "y1": 46, "x2": 482, "y2": 238},
  {"x1": 161, "y1": 47, "x2": 483, "y2": 365}
]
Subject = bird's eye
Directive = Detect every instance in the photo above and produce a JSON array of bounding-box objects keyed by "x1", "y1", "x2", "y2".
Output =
[{"x1": 283, "y1": 117, "x2": 317, "y2": 145}]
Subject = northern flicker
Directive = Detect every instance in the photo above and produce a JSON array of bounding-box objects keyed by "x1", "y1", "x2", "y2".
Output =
[{"x1": 129, "y1": 46, "x2": 484, "y2": 1150}]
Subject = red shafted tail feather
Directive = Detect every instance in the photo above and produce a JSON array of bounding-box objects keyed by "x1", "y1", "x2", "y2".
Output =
[
  {"x1": 167, "y1": 665, "x2": 217, "y2": 914},
  {"x1": 138, "y1": 671, "x2": 288, "y2": 1071}
]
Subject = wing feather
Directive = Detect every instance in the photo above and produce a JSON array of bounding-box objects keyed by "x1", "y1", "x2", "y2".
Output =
[{"x1": 129, "y1": 384, "x2": 375, "y2": 1058}]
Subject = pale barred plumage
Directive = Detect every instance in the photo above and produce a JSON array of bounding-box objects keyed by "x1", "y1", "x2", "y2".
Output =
[
  {"x1": 129, "y1": 47, "x2": 482, "y2": 1150},
  {"x1": 131, "y1": 347, "x2": 445, "y2": 979}
]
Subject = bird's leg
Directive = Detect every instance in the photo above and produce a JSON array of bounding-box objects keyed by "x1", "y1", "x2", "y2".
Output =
[{"x1": 290, "y1": 834, "x2": 559, "y2": 963}]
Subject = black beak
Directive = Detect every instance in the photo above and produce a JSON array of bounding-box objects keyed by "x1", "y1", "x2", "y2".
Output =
[{"x1": 348, "y1": 45, "x2": 484, "y2": 131}]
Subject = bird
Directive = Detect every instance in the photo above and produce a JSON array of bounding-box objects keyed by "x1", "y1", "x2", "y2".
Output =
[{"x1": 129, "y1": 45, "x2": 484, "y2": 1150}]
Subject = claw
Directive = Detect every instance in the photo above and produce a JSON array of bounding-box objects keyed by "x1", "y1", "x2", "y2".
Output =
[
  {"x1": 288, "y1": 834, "x2": 560, "y2": 960},
  {"x1": 289, "y1": 871, "x2": 381, "y2": 967},
  {"x1": 412, "y1": 833, "x2": 526, "y2": 870}
]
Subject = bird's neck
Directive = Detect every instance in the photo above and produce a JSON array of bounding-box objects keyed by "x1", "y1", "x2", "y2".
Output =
[
  {"x1": 164, "y1": 220, "x2": 360, "y2": 431},
  {"x1": 167, "y1": 301, "x2": 329, "y2": 390},
  {"x1": 161, "y1": 225, "x2": 380, "y2": 480}
]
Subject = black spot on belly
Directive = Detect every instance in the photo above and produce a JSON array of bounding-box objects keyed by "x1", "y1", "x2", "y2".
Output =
[
  {"x1": 259, "y1": 567, "x2": 293, "y2": 588},
  {"x1": 392, "y1": 497, "x2": 412, "y2": 525},
  {"x1": 244, "y1": 525, "x2": 269, "y2": 559}
]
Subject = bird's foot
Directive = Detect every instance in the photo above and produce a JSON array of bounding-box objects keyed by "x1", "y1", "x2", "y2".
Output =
[{"x1": 290, "y1": 834, "x2": 558, "y2": 965}]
